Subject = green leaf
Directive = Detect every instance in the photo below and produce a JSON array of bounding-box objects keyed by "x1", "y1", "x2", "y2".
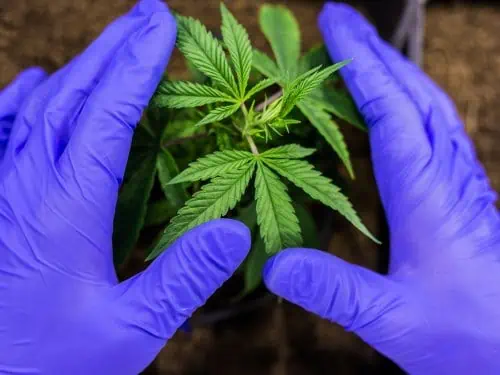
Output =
[
  {"x1": 294, "y1": 203, "x2": 321, "y2": 249},
  {"x1": 113, "y1": 154, "x2": 157, "y2": 266},
  {"x1": 262, "y1": 158, "x2": 379, "y2": 243},
  {"x1": 147, "y1": 162, "x2": 256, "y2": 260},
  {"x1": 243, "y1": 235, "x2": 270, "y2": 294},
  {"x1": 195, "y1": 103, "x2": 240, "y2": 127},
  {"x1": 254, "y1": 161, "x2": 302, "y2": 254},
  {"x1": 144, "y1": 200, "x2": 177, "y2": 227},
  {"x1": 299, "y1": 45, "x2": 332, "y2": 73},
  {"x1": 280, "y1": 60, "x2": 352, "y2": 117},
  {"x1": 244, "y1": 78, "x2": 276, "y2": 101},
  {"x1": 220, "y1": 3, "x2": 253, "y2": 98},
  {"x1": 169, "y1": 150, "x2": 254, "y2": 184},
  {"x1": 259, "y1": 4, "x2": 301, "y2": 79},
  {"x1": 298, "y1": 100, "x2": 354, "y2": 178},
  {"x1": 261, "y1": 144, "x2": 316, "y2": 159},
  {"x1": 252, "y1": 49, "x2": 281, "y2": 81},
  {"x1": 153, "y1": 80, "x2": 236, "y2": 109},
  {"x1": 312, "y1": 87, "x2": 366, "y2": 131},
  {"x1": 176, "y1": 15, "x2": 238, "y2": 96},
  {"x1": 157, "y1": 148, "x2": 189, "y2": 208}
]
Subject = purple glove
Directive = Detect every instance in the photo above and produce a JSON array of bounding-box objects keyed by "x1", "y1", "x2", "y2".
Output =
[
  {"x1": 264, "y1": 3, "x2": 500, "y2": 374},
  {"x1": 0, "y1": 1, "x2": 250, "y2": 374},
  {"x1": 0, "y1": 67, "x2": 48, "y2": 161}
]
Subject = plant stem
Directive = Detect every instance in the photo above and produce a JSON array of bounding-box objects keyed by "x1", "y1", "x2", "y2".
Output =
[
  {"x1": 246, "y1": 135, "x2": 259, "y2": 155},
  {"x1": 163, "y1": 133, "x2": 208, "y2": 148},
  {"x1": 255, "y1": 89, "x2": 283, "y2": 112}
]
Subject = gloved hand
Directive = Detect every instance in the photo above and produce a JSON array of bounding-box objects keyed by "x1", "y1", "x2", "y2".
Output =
[
  {"x1": 0, "y1": 67, "x2": 48, "y2": 161},
  {"x1": 0, "y1": 1, "x2": 250, "y2": 374},
  {"x1": 264, "y1": 3, "x2": 500, "y2": 374}
]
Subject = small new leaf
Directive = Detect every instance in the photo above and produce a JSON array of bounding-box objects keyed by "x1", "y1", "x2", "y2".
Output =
[
  {"x1": 244, "y1": 78, "x2": 276, "y2": 101},
  {"x1": 261, "y1": 144, "x2": 316, "y2": 159},
  {"x1": 298, "y1": 100, "x2": 354, "y2": 178},
  {"x1": 280, "y1": 60, "x2": 352, "y2": 117},
  {"x1": 148, "y1": 162, "x2": 256, "y2": 260},
  {"x1": 262, "y1": 158, "x2": 378, "y2": 243},
  {"x1": 195, "y1": 103, "x2": 240, "y2": 127},
  {"x1": 220, "y1": 3, "x2": 253, "y2": 98},
  {"x1": 154, "y1": 80, "x2": 236, "y2": 109},
  {"x1": 169, "y1": 150, "x2": 254, "y2": 184},
  {"x1": 176, "y1": 15, "x2": 238, "y2": 96},
  {"x1": 254, "y1": 161, "x2": 302, "y2": 254}
]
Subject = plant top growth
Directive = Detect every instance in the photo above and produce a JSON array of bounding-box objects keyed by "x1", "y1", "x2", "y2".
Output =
[{"x1": 113, "y1": 2, "x2": 378, "y2": 295}]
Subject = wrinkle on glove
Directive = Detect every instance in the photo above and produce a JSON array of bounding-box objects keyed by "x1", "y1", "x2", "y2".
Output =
[
  {"x1": 264, "y1": 3, "x2": 500, "y2": 375},
  {"x1": 0, "y1": 1, "x2": 251, "y2": 374}
]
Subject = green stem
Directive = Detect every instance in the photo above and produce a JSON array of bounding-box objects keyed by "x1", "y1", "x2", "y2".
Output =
[
  {"x1": 240, "y1": 103, "x2": 259, "y2": 155},
  {"x1": 246, "y1": 135, "x2": 259, "y2": 155}
]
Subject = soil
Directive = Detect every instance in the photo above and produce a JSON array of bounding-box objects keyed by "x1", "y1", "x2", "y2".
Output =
[{"x1": 1, "y1": 0, "x2": 500, "y2": 374}]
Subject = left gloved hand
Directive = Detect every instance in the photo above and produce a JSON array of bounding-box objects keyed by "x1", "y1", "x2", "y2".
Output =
[{"x1": 0, "y1": 1, "x2": 250, "y2": 374}]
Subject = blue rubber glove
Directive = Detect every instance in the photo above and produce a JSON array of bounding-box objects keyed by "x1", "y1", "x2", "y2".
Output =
[
  {"x1": 0, "y1": 1, "x2": 250, "y2": 374},
  {"x1": 0, "y1": 67, "x2": 48, "y2": 161},
  {"x1": 264, "y1": 3, "x2": 500, "y2": 374}
]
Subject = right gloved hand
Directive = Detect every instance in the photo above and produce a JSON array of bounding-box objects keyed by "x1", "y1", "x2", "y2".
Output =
[{"x1": 263, "y1": 3, "x2": 500, "y2": 374}]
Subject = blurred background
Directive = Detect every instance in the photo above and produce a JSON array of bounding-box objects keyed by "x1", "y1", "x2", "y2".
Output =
[{"x1": 1, "y1": 0, "x2": 499, "y2": 374}]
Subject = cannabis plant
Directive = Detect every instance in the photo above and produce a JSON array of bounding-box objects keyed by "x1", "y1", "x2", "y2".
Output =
[{"x1": 113, "y1": 3, "x2": 377, "y2": 295}]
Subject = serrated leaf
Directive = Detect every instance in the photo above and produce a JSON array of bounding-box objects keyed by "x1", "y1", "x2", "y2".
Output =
[
  {"x1": 147, "y1": 162, "x2": 256, "y2": 260},
  {"x1": 176, "y1": 15, "x2": 238, "y2": 96},
  {"x1": 252, "y1": 49, "x2": 281, "y2": 81},
  {"x1": 298, "y1": 100, "x2": 354, "y2": 178},
  {"x1": 236, "y1": 201, "x2": 257, "y2": 231},
  {"x1": 243, "y1": 235, "x2": 270, "y2": 295},
  {"x1": 113, "y1": 154, "x2": 157, "y2": 266},
  {"x1": 169, "y1": 150, "x2": 253, "y2": 184},
  {"x1": 244, "y1": 78, "x2": 276, "y2": 101},
  {"x1": 280, "y1": 60, "x2": 352, "y2": 117},
  {"x1": 259, "y1": 4, "x2": 300, "y2": 80},
  {"x1": 157, "y1": 148, "x2": 189, "y2": 207},
  {"x1": 153, "y1": 80, "x2": 236, "y2": 109},
  {"x1": 254, "y1": 161, "x2": 302, "y2": 254},
  {"x1": 262, "y1": 158, "x2": 378, "y2": 243},
  {"x1": 195, "y1": 103, "x2": 240, "y2": 127},
  {"x1": 261, "y1": 144, "x2": 316, "y2": 159},
  {"x1": 220, "y1": 3, "x2": 253, "y2": 98}
]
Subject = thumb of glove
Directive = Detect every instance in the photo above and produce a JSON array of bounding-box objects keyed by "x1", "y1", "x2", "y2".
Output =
[{"x1": 263, "y1": 249, "x2": 405, "y2": 349}]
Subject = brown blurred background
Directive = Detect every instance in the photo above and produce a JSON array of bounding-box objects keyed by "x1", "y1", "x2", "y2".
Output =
[{"x1": 1, "y1": 0, "x2": 500, "y2": 374}]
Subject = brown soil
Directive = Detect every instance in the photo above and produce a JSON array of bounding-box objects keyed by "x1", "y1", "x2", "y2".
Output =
[{"x1": 1, "y1": 1, "x2": 500, "y2": 374}]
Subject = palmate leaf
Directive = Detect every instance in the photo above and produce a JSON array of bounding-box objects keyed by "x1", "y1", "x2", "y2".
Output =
[
  {"x1": 113, "y1": 154, "x2": 157, "y2": 266},
  {"x1": 147, "y1": 162, "x2": 256, "y2": 260},
  {"x1": 176, "y1": 15, "x2": 238, "y2": 97},
  {"x1": 261, "y1": 157, "x2": 378, "y2": 243},
  {"x1": 261, "y1": 144, "x2": 315, "y2": 159},
  {"x1": 254, "y1": 161, "x2": 302, "y2": 254},
  {"x1": 299, "y1": 44, "x2": 332, "y2": 74},
  {"x1": 298, "y1": 100, "x2": 354, "y2": 178},
  {"x1": 259, "y1": 4, "x2": 301, "y2": 80},
  {"x1": 169, "y1": 150, "x2": 254, "y2": 184},
  {"x1": 196, "y1": 103, "x2": 240, "y2": 127},
  {"x1": 153, "y1": 80, "x2": 236, "y2": 109},
  {"x1": 280, "y1": 60, "x2": 352, "y2": 117},
  {"x1": 242, "y1": 235, "x2": 270, "y2": 295},
  {"x1": 220, "y1": 3, "x2": 253, "y2": 98}
]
